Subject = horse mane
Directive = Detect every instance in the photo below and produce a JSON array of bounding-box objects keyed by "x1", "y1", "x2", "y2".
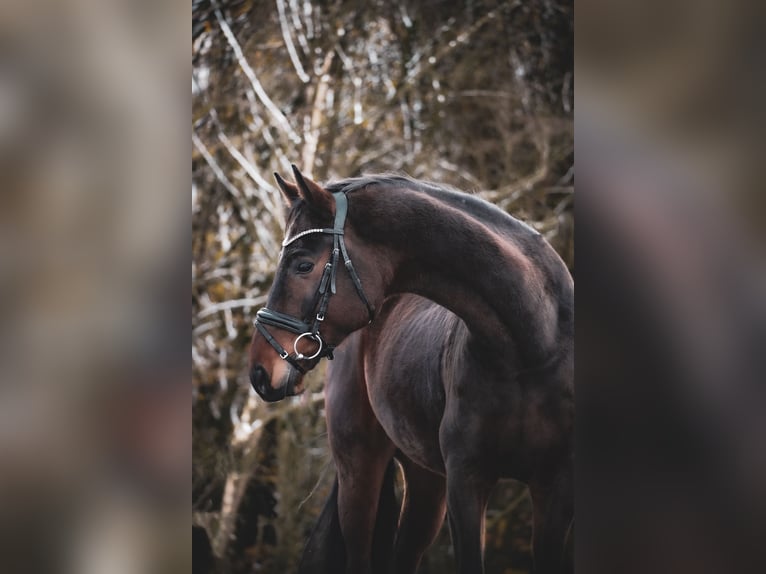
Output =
[
  {"x1": 324, "y1": 173, "x2": 541, "y2": 238},
  {"x1": 325, "y1": 172, "x2": 432, "y2": 193}
]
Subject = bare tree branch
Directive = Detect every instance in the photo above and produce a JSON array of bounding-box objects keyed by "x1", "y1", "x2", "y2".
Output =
[
  {"x1": 211, "y1": 0, "x2": 301, "y2": 143},
  {"x1": 277, "y1": 0, "x2": 310, "y2": 83},
  {"x1": 197, "y1": 296, "x2": 268, "y2": 319}
]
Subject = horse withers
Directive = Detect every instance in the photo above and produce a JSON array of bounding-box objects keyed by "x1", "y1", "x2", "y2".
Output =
[{"x1": 248, "y1": 166, "x2": 574, "y2": 573}]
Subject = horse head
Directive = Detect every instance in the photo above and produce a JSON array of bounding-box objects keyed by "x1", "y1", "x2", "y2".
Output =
[{"x1": 248, "y1": 165, "x2": 380, "y2": 401}]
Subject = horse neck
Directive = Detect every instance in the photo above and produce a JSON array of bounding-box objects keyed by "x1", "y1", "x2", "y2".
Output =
[{"x1": 350, "y1": 186, "x2": 570, "y2": 367}]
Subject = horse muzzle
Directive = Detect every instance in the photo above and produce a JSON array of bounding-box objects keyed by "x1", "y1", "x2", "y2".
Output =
[{"x1": 249, "y1": 363, "x2": 302, "y2": 402}]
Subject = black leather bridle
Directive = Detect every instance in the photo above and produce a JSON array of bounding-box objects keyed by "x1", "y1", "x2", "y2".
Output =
[{"x1": 254, "y1": 192, "x2": 374, "y2": 374}]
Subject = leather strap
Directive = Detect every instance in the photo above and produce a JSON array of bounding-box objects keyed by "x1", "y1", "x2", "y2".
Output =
[
  {"x1": 339, "y1": 234, "x2": 374, "y2": 322},
  {"x1": 256, "y1": 308, "x2": 311, "y2": 334},
  {"x1": 255, "y1": 321, "x2": 306, "y2": 374}
]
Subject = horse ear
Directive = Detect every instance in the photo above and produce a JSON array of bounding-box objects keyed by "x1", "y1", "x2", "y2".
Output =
[
  {"x1": 273, "y1": 172, "x2": 300, "y2": 205},
  {"x1": 291, "y1": 164, "x2": 334, "y2": 214}
]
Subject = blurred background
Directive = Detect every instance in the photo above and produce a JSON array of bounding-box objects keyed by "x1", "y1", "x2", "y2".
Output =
[
  {"x1": 0, "y1": 0, "x2": 188, "y2": 573},
  {"x1": 577, "y1": 1, "x2": 766, "y2": 572},
  {"x1": 192, "y1": 1, "x2": 572, "y2": 572}
]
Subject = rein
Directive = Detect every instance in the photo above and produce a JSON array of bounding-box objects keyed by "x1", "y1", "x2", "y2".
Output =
[{"x1": 254, "y1": 191, "x2": 374, "y2": 374}]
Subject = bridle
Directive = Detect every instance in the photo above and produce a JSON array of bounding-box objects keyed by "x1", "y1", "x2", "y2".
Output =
[{"x1": 254, "y1": 191, "x2": 374, "y2": 374}]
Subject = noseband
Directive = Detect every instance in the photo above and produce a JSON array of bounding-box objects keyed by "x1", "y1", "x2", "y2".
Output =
[{"x1": 254, "y1": 192, "x2": 374, "y2": 374}]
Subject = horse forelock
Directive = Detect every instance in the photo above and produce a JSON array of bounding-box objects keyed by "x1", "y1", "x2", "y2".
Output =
[
  {"x1": 286, "y1": 198, "x2": 304, "y2": 219},
  {"x1": 281, "y1": 200, "x2": 326, "y2": 251},
  {"x1": 283, "y1": 199, "x2": 306, "y2": 238}
]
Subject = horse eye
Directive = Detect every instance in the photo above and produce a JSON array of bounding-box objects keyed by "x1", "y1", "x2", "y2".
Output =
[{"x1": 296, "y1": 261, "x2": 314, "y2": 274}]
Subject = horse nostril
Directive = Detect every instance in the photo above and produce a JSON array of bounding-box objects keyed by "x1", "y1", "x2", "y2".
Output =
[{"x1": 249, "y1": 365, "x2": 269, "y2": 393}]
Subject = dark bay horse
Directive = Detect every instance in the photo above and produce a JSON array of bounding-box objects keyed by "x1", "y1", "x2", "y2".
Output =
[{"x1": 248, "y1": 166, "x2": 574, "y2": 573}]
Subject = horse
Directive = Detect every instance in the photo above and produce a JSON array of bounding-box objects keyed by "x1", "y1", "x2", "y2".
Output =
[{"x1": 248, "y1": 166, "x2": 574, "y2": 573}]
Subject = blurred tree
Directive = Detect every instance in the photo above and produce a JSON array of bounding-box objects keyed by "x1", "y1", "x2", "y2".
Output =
[{"x1": 192, "y1": 1, "x2": 572, "y2": 572}]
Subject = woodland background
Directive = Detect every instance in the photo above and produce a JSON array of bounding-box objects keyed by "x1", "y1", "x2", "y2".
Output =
[{"x1": 192, "y1": 1, "x2": 573, "y2": 572}]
